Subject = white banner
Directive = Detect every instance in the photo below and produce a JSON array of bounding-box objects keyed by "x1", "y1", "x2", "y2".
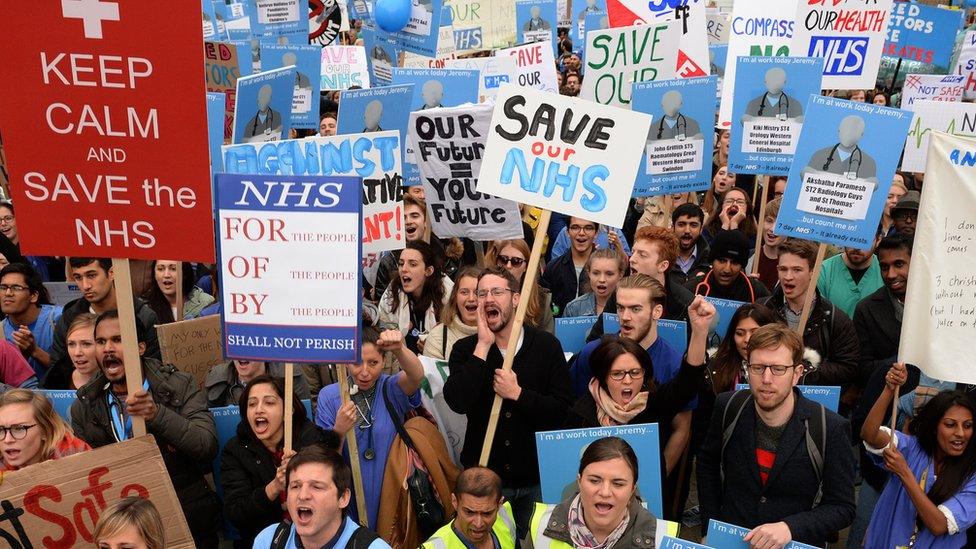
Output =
[
  {"x1": 902, "y1": 100, "x2": 976, "y2": 173},
  {"x1": 419, "y1": 355, "x2": 467, "y2": 463}
]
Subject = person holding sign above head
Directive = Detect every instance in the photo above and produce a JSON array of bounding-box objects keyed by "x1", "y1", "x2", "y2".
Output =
[
  {"x1": 861, "y1": 364, "x2": 976, "y2": 548},
  {"x1": 377, "y1": 240, "x2": 454, "y2": 354},
  {"x1": 741, "y1": 68, "x2": 804, "y2": 123},
  {"x1": 650, "y1": 91, "x2": 703, "y2": 142},
  {"x1": 0, "y1": 263, "x2": 63, "y2": 378},
  {"x1": 221, "y1": 375, "x2": 340, "y2": 547},
  {"x1": 425, "y1": 266, "x2": 482, "y2": 361},
  {"x1": 43, "y1": 258, "x2": 160, "y2": 390},
  {"x1": 564, "y1": 248, "x2": 627, "y2": 318},
  {"x1": 444, "y1": 266, "x2": 574, "y2": 540},
  {"x1": 0, "y1": 388, "x2": 90, "y2": 471},
  {"x1": 487, "y1": 240, "x2": 555, "y2": 334},
  {"x1": 420, "y1": 466, "x2": 517, "y2": 549},
  {"x1": 94, "y1": 497, "x2": 166, "y2": 549},
  {"x1": 315, "y1": 328, "x2": 426, "y2": 528},
  {"x1": 688, "y1": 230, "x2": 770, "y2": 303},
  {"x1": 70, "y1": 310, "x2": 220, "y2": 547},
  {"x1": 243, "y1": 84, "x2": 283, "y2": 143},
  {"x1": 253, "y1": 445, "x2": 392, "y2": 548},
  {"x1": 801, "y1": 115, "x2": 879, "y2": 185},
  {"x1": 526, "y1": 436, "x2": 660, "y2": 548},
  {"x1": 142, "y1": 260, "x2": 214, "y2": 324},
  {"x1": 697, "y1": 324, "x2": 856, "y2": 548}
]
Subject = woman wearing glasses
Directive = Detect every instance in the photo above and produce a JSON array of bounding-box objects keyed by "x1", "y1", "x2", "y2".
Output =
[
  {"x1": 425, "y1": 266, "x2": 481, "y2": 360},
  {"x1": 0, "y1": 388, "x2": 90, "y2": 471},
  {"x1": 377, "y1": 240, "x2": 454, "y2": 354},
  {"x1": 704, "y1": 187, "x2": 758, "y2": 247},
  {"x1": 486, "y1": 239, "x2": 555, "y2": 333}
]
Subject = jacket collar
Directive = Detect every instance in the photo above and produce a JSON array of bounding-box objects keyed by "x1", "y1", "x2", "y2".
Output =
[
  {"x1": 544, "y1": 498, "x2": 657, "y2": 548},
  {"x1": 748, "y1": 389, "x2": 818, "y2": 490},
  {"x1": 76, "y1": 357, "x2": 176, "y2": 403}
]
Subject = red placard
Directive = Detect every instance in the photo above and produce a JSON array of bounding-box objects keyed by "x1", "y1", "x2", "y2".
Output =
[{"x1": 0, "y1": 0, "x2": 215, "y2": 262}]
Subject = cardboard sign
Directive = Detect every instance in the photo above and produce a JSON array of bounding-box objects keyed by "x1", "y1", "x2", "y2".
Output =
[
  {"x1": 232, "y1": 66, "x2": 296, "y2": 144},
  {"x1": 516, "y1": 0, "x2": 558, "y2": 55},
  {"x1": 156, "y1": 315, "x2": 224, "y2": 388},
  {"x1": 707, "y1": 520, "x2": 820, "y2": 549},
  {"x1": 901, "y1": 100, "x2": 976, "y2": 173},
  {"x1": 221, "y1": 131, "x2": 404, "y2": 258},
  {"x1": 0, "y1": 2, "x2": 216, "y2": 262},
  {"x1": 444, "y1": 56, "x2": 519, "y2": 101},
  {"x1": 776, "y1": 95, "x2": 912, "y2": 248},
  {"x1": 408, "y1": 105, "x2": 524, "y2": 240},
  {"x1": 883, "y1": 2, "x2": 963, "y2": 68},
  {"x1": 536, "y1": 424, "x2": 663, "y2": 517},
  {"x1": 954, "y1": 31, "x2": 976, "y2": 101},
  {"x1": 581, "y1": 22, "x2": 680, "y2": 109},
  {"x1": 0, "y1": 436, "x2": 193, "y2": 548},
  {"x1": 205, "y1": 40, "x2": 250, "y2": 141},
  {"x1": 728, "y1": 56, "x2": 824, "y2": 176},
  {"x1": 215, "y1": 173, "x2": 362, "y2": 363},
  {"x1": 900, "y1": 132, "x2": 976, "y2": 385},
  {"x1": 477, "y1": 85, "x2": 650, "y2": 228},
  {"x1": 498, "y1": 42, "x2": 560, "y2": 93},
  {"x1": 707, "y1": 8, "x2": 731, "y2": 45},
  {"x1": 632, "y1": 76, "x2": 717, "y2": 197},
  {"x1": 605, "y1": 0, "x2": 710, "y2": 78},
  {"x1": 900, "y1": 74, "x2": 964, "y2": 110},
  {"x1": 717, "y1": 0, "x2": 798, "y2": 128},
  {"x1": 261, "y1": 44, "x2": 322, "y2": 129},
  {"x1": 321, "y1": 46, "x2": 371, "y2": 90},
  {"x1": 791, "y1": 0, "x2": 892, "y2": 89}
]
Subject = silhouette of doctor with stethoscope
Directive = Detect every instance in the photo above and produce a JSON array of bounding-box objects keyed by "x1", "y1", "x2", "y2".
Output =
[
  {"x1": 802, "y1": 114, "x2": 878, "y2": 186},
  {"x1": 648, "y1": 90, "x2": 703, "y2": 142},
  {"x1": 742, "y1": 67, "x2": 804, "y2": 123}
]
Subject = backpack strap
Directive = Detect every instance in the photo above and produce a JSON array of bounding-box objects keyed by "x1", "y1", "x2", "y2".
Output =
[
  {"x1": 441, "y1": 324, "x2": 448, "y2": 359},
  {"x1": 803, "y1": 402, "x2": 827, "y2": 507},
  {"x1": 720, "y1": 389, "x2": 753, "y2": 486},
  {"x1": 270, "y1": 521, "x2": 291, "y2": 549},
  {"x1": 349, "y1": 525, "x2": 380, "y2": 548},
  {"x1": 382, "y1": 378, "x2": 418, "y2": 452}
]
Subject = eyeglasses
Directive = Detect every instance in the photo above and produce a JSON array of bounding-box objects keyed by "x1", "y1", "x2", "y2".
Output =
[
  {"x1": 608, "y1": 368, "x2": 644, "y2": 381},
  {"x1": 569, "y1": 224, "x2": 597, "y2": 234},
  {"x1": 743, "y1": 362, "x2": 797, "y2": 376},
  {"x1": 0, "y1": 284, "x2": 29, "y2": 293},
  {"x1": 0, "y1": 216, "x2": 13, "y2": 224},
  {"x1": 496, "y1": 255, "x2": 526, "y2": 268},
  {"x1": 893, "y1": 211, "x2": 917, "y2": 221},
  {"x1": 476, "y1": 288, "x2": 514, "y2": 298},
  {"x1": 0, "y1": 424, "x2": 36, "y2": 440},
  {"x1": 723, "y1": 198, "x2": 747, "y2": 206}
]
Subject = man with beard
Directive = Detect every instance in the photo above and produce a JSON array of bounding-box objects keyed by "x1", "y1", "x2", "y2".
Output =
[
  {"x1": 697, "y1": 324, "x2": 855, "y2": 548},
  {"x1": 70, "y1": 310, "x2": 220, "y2": 547},
  {"x1": 669, "y1": 203, "x2": 711, "y2": 285},
  {"x1": 816, "y1": 227, "x2": 883, "y2": 318},
  {"x1": 444, "y1": 267, "x2": 573, "y2": 541},
  {"x1": 687, "y1": 230, "x2": 770, "y2": 303}
]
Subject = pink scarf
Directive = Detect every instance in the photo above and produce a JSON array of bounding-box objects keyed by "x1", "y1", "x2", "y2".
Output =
[{"x1": 588, "y1": 378, "x2": 649, "y2": 426}]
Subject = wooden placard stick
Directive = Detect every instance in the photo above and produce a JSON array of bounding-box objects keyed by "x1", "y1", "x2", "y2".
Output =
[
  {"x1": 337, "y1": 364, "x2": 369, "y2": 526},
  {"x1": 175, "y1": 261, "x2": 184, "y2": 322},
  {"x1": 284, "y1": 362, "x2": 294, "y2": 453},
  {"x1": 112, "y1": 258, "x2": 147, "y2": 437},
  {"x1": 752, "y1": 176, "x2": 770, "y2": 276},
  {"x1": 479, "y1": 209, "x2": 552, "y2": 466},
  {"x1": 796, "y1": 243, "x2": 828, "y2": 336}
]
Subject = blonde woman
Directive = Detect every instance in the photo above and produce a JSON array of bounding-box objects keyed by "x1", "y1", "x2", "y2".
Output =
[
  {"x1": 564, "y1": 249, "x2": 626, "y2": 317},
  {"x1": 94, "y1": 497, "x2": 165, "y2": 549},
  {"x1": 425, "y1": 266, "x2": 481, "y2": 360},
  {"x1": 0, "y1": 389, "x2": 90, "y2": 471}
]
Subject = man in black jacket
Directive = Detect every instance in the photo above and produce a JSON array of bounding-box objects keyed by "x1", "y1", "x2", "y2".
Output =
[
  {"x1": 444, "y1": 266, "x2": 573, "y2": 541},
  {"x1": 687, "y1": 230, "x2": 770, "y2": 303},
  {"x1": 43, "y1": 258, "x2": 160, "y2": 388},
  {"x1": 669, "y1": 203, "x2": 711, "y2": 285},
  {"x1": 540, "y1": 216, "x2": 599, "y2": 316},
  {"x1": 698, "y1": 324, "x2": 855, "y2": 547}
]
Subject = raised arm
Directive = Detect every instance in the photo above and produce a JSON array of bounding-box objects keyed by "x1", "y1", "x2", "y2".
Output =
[{"x1": 860, "y1": 362, "x2": 906, "y2": 449}]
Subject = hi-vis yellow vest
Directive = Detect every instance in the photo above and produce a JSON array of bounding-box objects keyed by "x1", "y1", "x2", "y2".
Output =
[
  {"x1": 528, "y1": 502, "x2": 680, "y2": 548},
  {"x1": 421, "y1": 502, "x2": 517, "y2": 549}
]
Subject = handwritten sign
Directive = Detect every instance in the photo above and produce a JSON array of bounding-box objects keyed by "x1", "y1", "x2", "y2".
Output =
[
  {"x1": 157, "y1": 315, "x2": 223, "y2": 388},
  {"x1": 477, "y1": 84, "x2": 650, "y2": 227},
  {"x1": 498, "y1": 42, "x2": 559, "y2": 93},
  {"x1": 900, "y1": 132, "x2": 976, "y2": 385},
  {"x1": 900, "y1": 74, "x2": 964, "y2": 110},
  {"x1": 581, "y1": 22, "x2": 680, "y2": 109},
  {"x1": 901, "y1": 100, "x2": 976, "y2": 173},
  {"x1": 0, "y1": 436, "x2": 193, "y2": 548},
  {"x1": 321, "y1": 46, "x2": 371, "y2": 90},
  {"x1": 883, "y1": 2, "x2": 963, "y2": 68}
]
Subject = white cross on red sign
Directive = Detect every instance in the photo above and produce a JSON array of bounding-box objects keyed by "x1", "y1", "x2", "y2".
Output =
[{"x1": 60, "y1": 0, "x2": 120, "y2": 39}]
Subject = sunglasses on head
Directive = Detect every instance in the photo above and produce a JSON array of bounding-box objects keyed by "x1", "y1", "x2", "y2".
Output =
[{"x1": 496, "y1": 255, "x2": 526, "y2": 267}]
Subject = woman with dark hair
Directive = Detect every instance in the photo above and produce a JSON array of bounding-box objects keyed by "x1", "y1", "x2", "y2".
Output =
[
  {"x1": 527, "y1": 437, "x2": 661, "y2": 548},
  {"x1": 378, "y1": 240, "x2": 454, "y2": 353},
  {"x1": 486, "y1": 239, "x2": 555, "y2": 333},
  {"x1": 142, "y1": 260, "x2": 214, "y2": 324},
  {"x1": 861, "y1": 363, "x2": 976, "y2": 548},
  {"x1": 704, "y1": 187, "x2": 758, "y2": 246},
  {"x1": 220, "y1": 375, "x2": 340, "y2": 547},
  {"x1": 703, "y1": 303, "x2": 783, "y2": 398}
]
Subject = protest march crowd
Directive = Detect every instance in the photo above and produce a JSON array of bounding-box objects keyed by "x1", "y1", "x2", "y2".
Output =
[{"x1": 4, "y1": 0, "x2": 976, "y2": 548}]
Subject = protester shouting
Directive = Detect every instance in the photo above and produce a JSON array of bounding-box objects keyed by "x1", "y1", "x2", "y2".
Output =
[
  {"x1": 0, "y1": 388, "x2": 89, "y2": 471},
  {"x1": 487, "y1": 239, "x2": 554, "y2": 333},
  {"x1": 425, "y1": 266, "x2": 481, "y2": 360},
  {"x1": 377, "y1": 240, "x2": 454, "y2": 354},
  {"x1": 142, "y1": 260, "x2": 214, "y2": 323}
]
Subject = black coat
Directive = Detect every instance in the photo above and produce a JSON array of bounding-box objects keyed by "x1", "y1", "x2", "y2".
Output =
[
  {"x1": 541, "y1": 251, "x2": 587, "y2": 317},
  {"x1": 444, "y1": 326, "x2": 573, "y2": 487},
  {"x1": 697, "y1": 390, "x2": 856, "y2": 546},
  {"x1": 667, "y1": 238, "x2": 712, "y2": 286},
  {"x1": 220, "y1": 421, "x2": 339, "y2": 544},
  {"x1": 851, "y1": 286, "x2": 901, "y2": 389},
  {"x1": 686, "y1": 270, "x2": 770, "y2": 303}
]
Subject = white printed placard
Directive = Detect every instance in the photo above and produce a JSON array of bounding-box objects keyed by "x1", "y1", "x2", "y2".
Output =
[
  {"x1": 645, "y1": 139, "x2": 705, "y2": 176},
  {"x1": 741, "y1": 119, "x2": 802, "y2": 155},
  {"x1": 796, "y1": 171, "x2": 872, "y2": 221}
]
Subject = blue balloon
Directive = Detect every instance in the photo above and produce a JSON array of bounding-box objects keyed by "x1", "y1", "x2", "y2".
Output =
[{"x1": 375, "y1": 0, "x2": 412, "y2": 32}]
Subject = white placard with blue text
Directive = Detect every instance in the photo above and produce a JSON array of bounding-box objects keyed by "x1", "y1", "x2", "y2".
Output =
[
  {"x1": 728, "y1": 56, "x2": 823, "y2": 176},
  {"x1": 233, "y1": 66, "x2": 296, "y2": 144},
  {"x1": 632, "y1": 76, "x2": 717, "y2": 197},
  {"x1": 261, "y1": 44, "x2": 322, "y2": 129},
  {"x1": 321, "y1": 46, "x2": 371, "y2": 90},
  {"x1": 776, "y1": 95, "x2": 912, "y2": 248}
]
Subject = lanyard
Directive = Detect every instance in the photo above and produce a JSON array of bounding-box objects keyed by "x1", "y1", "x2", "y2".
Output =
[
  {"x1": 107, "y1": 379, "x2": 149, "y2": 442},
  {"x1": 899, "y1": 466, "x2": 930, "y2": 549}
]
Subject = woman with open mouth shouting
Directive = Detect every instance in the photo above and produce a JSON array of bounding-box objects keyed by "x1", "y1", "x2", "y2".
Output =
[
  {"x1": 564, "y1": 248, "x2": 626, "y2": 318},
  {"x1": 220, "y1": 375, "x2": 340, "y2": 547},
  {"x1": 0, "y1": 388, "x2": 90, "y2": 471},
  {"x1": 377, "y1": 240, "x2": 454, "y2": 355},
  {"x1": 425, "y1": 266, "x2": 481, "y2": 360},
  {"x1": 527, "y1": 436, "x2": 660, "y2": 548},
  {"x1": 861, "y1": 363, "x2": 976, "y2": 548},
  {"x1": 141, "y1": 260, "x2": 214, "y2": 324}
]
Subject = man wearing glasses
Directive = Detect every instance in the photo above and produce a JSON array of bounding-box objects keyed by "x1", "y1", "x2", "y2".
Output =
[
  {"x1": 444, "y1": 266, "x2": 573, "y2": 541},
  {"x1": 543, "y1": 217, "x2": 628, "y2": 316},
  {"x1": 0, "y1": 263, "x2": 63, "y2": 378},
  {"x1": 697, "y1": 324, "x2": 855, "y2": 549},
  {"x1": 890, "y1": 190, "x2": 919, "y2": 236}
]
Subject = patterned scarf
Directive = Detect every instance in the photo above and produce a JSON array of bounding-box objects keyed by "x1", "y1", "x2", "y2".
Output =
[
  {"x1": 567, "y1": 494, "x2": 630, "y2": 549},
  {"x1": 588, "y1": 378, "x2": 648, "y2": 426}
]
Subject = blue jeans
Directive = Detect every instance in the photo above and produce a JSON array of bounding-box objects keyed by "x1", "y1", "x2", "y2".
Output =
[{"x1": 502, "y1": 484, "x2": 542, "y2": 544}]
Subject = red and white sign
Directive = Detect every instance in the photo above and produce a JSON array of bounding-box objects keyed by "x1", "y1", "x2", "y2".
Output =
[
  {"x1": 606, "y1": 0, "x2": 709, "y2": 78},
  {"x1": 0, "y1": 0, "x2": 215, "y2": 262}
]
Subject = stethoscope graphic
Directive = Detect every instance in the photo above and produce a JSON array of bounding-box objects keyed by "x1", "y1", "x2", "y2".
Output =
[
  {"x1": 656, "y1": 114, "x2": 687, "y2": 140},
  {"x1": 348, "y1": 381, "x2": 377, "y2": 460},
  {"x1": 822, "y1": 144, "x2": 863, "y2": 180},
  {"x1": 757, "y1": 92, "x2": 789, "y2": 120}
]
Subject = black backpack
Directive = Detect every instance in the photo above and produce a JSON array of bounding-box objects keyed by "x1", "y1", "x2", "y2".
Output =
[{"x1": 269, "y1": 520, "x2": 379, "y2": 549}]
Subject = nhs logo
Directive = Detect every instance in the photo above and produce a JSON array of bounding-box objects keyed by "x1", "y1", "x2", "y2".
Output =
[{"x1": 809, "y1": 36, "x2": 868, "y2": 76}]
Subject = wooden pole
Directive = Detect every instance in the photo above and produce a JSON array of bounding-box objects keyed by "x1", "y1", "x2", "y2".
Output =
[
  {"x1": 112, "y1": 258, "x2": 147, "y2": 437},
  {"x1": 284, "y1": 362, "x2": 294, "y2": 453},
  {"x1": 752, "y1": 176, "x2": 769, "y2": 276},
  {"x1": 175, "y1": 261, "x2": 184, "y2": 322},
  {"x1": 796, "y1": 243, "x2": 828, "y2": 336},
  {"x1": 479, "y1": 209, "x2": 552, "y2": 466},
  {"x1": 475, "y1": 241, "x2": 486, "y2": 268},
  {"x1": 889, "y1": 385, "x2": 900, "y2": 443},
  {"x1": 337, "y1": 364, "x2": 369, "y2": 526}
]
